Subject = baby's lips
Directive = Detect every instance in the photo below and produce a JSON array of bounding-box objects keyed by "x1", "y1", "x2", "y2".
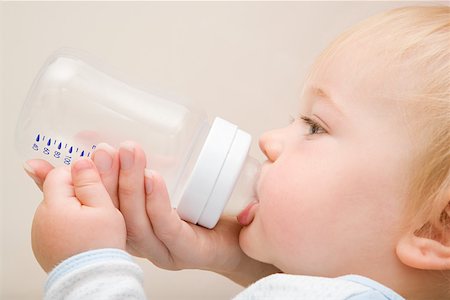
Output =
[{"x1": 237, "y1": 199, "x2": 259, "y2": 226}]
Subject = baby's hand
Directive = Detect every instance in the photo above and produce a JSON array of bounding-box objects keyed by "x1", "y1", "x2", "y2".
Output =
[
  {"x1": 25, "y1": 142, "x2": 279, "y2": 284},
  {"x1": 91, "y1": 141, "x2": 242, "y2": 271},
  {"x1": 92, "y1": 141, "x2": 279, "y2": 286},
  {"x1": 29, "y1": 159, "x2": 126, "y2": 272}
]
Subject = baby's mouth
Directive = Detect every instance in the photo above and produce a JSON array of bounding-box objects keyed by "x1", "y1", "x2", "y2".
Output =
[
  {"x1": 237, "y1": 199, "x2": 259, "y2": 226},
  {"x1": 237, "y1": 165, "x2": 262, "y2": 226}
]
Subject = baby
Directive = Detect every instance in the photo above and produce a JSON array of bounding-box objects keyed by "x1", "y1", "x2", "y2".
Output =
[{"x1": 24, "y1": 6, "x2": 449, "y2": 300}]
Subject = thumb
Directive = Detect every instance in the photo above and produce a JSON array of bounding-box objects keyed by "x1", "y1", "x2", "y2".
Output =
[
  {"x1": 145, "y1": 170, "x2": 196, "y2": 246},
  {"x1": 71, "y1": 158, "x2": 113, "y2": 208},
  {"x1": 145, "y1": 169, "x2": 182, "y2": 232},
  {"x1": 23, "y1": 159, "x2": 54, "y2": 192}
]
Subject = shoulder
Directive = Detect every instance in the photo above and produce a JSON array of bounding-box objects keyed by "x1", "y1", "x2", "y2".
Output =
[{"x1": 234, "y1": 273, "x2": 404, "y2": 300}]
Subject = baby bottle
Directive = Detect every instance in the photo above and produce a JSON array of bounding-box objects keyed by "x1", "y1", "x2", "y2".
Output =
[{"x1": 15, "y1": 50, "x2": 260, "y2": 229}]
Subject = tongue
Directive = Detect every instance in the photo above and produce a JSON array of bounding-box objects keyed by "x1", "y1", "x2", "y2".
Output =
[{"x1": 237, "y1": 200, "x2": 258, "y2": 226}]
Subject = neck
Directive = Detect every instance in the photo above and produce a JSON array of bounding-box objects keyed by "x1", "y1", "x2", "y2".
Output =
[{"x1": 377, "y1": 257, "x2": 448, "y2": 300}]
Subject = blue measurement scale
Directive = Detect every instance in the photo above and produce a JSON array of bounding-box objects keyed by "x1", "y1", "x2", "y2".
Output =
[{"x1": 31, "y1": 133, "x2": 96, "y2": 165}]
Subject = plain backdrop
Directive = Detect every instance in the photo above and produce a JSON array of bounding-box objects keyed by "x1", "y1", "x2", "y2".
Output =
[{"x1": 0, "y1": 1, "x2": 436, "y2": 299}]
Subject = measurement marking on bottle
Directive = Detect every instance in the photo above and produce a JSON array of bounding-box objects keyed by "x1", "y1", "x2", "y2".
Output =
[{"x1": 32, "y1": 133, "x2": 96, "y2": 165}]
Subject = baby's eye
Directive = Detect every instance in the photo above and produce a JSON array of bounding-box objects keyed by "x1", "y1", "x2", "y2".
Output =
[{"x1": 300, "y1": 115, "x2": 327, "y2": 135}]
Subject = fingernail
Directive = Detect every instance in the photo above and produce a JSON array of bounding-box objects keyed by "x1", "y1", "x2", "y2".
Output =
[
  {"x1": 120, "y1": 142, "x2": 135, "y2": 170},
  {"x1": 144, "y1": 169, "x2": 153, "y2": 194},
  {"x1": 23, "y1": 162, "x2": 41, "y2": 185},
  {"x1": 92, "y1": 144, "x2": 114, "y2": 173},
  {"x1": 73, "y1": 158, "x2": 93, "y2": 172}
]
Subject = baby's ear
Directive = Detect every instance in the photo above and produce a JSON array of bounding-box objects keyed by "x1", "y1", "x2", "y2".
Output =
[{"x1": 396, "y1": 202, "x2": 450, "y2": 270}]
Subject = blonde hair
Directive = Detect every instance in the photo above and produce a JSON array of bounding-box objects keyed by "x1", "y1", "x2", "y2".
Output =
[{"x1": 309, "y1": 6, "x2": 450, "y2": 236}]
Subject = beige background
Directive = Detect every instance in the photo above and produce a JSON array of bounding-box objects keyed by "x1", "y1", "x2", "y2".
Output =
[{"x1": 0, "y1": 1, "x2": 434, "y2": 299}]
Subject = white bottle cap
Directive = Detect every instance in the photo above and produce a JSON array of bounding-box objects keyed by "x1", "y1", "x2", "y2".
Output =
[{"x1": 177, "y1": 117, "x2": 251, "y2": 228}]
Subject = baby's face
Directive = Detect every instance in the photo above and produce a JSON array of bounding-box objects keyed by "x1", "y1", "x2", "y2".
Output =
[{"x1": 239, "y1": 43, "x2": 416, "y2": 278}]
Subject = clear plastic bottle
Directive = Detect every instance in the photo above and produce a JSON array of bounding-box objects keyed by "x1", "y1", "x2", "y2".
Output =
[{"x1": 15, "y1": 50, "x2": 260, "y2": 229}]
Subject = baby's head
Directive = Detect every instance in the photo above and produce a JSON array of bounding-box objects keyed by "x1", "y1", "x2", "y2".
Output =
[{"x1": 239, "y1": 6, "x2": 449, "y2": 299}]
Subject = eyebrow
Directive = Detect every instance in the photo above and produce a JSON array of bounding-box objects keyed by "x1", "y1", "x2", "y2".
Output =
[{"x1": 309, "y1": 85, "x2": 344, "y2": 116}]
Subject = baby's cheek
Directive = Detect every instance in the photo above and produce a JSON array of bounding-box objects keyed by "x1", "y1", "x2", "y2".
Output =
[{"x1": 258, "y1": 176, "x2": 304, "y2": 246}]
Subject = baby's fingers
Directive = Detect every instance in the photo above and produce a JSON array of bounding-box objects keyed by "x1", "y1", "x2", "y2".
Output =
[
  {"x1": 145, "y1": 170, "x2": 208, "y2": 268},
  {"x1": 118, "y1": 142, "x2": 149, "y2": 232},
  {"x1": 42, "y1": 166, "x2": 77, "y2": 206},
  {"x1": 145, "y1": 170, "x2": 183, "y2": 239},
  {"x1": 143, "y1": 170, "x2": 184, "y2": 267},
  {"x1": 91, "y1": 143, "x2": 120, "y2": 208},
  {"x1": 117, "y1": 142, "x2": 169, "y2": 258},
  {"x1": 71, "y1": 158, "x2": 114, "y2": 208}
]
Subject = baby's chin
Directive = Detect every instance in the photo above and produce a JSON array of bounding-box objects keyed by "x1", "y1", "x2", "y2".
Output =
[{"x1": 238, "y1": 218, "x2": 270, "y2": 264}]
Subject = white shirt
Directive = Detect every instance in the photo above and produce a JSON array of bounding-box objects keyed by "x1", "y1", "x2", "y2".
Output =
[{"x1": 44, "y1": 249, "x2": 405, "y2": 300}]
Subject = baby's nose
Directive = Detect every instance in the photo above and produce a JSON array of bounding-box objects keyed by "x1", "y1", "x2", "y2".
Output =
[{"x1": 259, "y1": 130, "x2": 283, "y2": 162}]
